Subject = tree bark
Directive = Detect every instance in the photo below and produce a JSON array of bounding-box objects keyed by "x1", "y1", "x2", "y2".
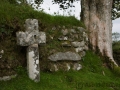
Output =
[{"x1": 81, "y1": 0, "x2": 118, "y2": 66}]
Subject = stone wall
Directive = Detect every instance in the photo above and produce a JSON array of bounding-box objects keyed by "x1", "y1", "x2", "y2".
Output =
[
  {"x1": 0, "y1": 22, "x2": 88, "y2": 80},
  {"x1": 39, "y1": 26, "x2": 88, "y2": 71}
]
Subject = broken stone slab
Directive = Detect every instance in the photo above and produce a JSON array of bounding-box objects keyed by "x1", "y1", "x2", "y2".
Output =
[
  {"x1": 27, "y1": 44, "x2": 40, "y2": 82},
  {"x1": 48, "y1": 51, "x2": 81, "y2": 61}
]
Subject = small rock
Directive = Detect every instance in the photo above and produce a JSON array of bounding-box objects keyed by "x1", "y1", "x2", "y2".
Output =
[
  {"x1": 84, "y1": 45, "x2": 88, "y2": 50},
  {"x1": 86, "y1": 37, "x2": 88, "y2": 41},
  {"x1": 49, "y1": 35, "x2": 54, "y2": 39},
  {"x1": 63, "y1": 26, "x2": 65, "y2": 29},
  {"x1": 73, "y1": 34, "x2": 79, "y2": 39},
  {"x1": 75, "y1": 47, "x2": 83, "y2": 53},
  {"x1": 102, "y1": 71, "x2": 105, "y2": 76},
  {"x1": 61, "y1": 29, "x2": 68, "y2": 35},
  {"x1": 80, "y1": 51, "x2": 86, "y2": 57},
  {"x1": 73, "y1": 63, "x2": 82, "y2": 70},
  {"x1": 50, "y1": 64, "x2": 58, "y2": 72},
  {"x1": 66, "y1": 63, "x2": 70, "y2": 71},
  {"x1": 1, "y1": 50, "x2": 4, "y2": 54},
  {"x1": 83, "y1": 32, "x2": 87, "y2": 37},
  {"x1": 71, "y1": 41, "x2": 81, "y2": 48},
  {"x1": 0, "y1": 55, "x2": 2, "y2": 58},
  {"x1": 68, "y1": 38, "x2": 74, "y2": 42},
  {"x1": 71, "y1": 41, "x2": 85, "y2": 47},
  {"x1": 49, "y1": 49, "x2": 56, "y2": 54},
  {"x1": 0, "y1": 74, "x2": 17, "y2": 81},
  {"x1": 61, "y1": 42, "x2": 71, "y2": 47},
  {"x1": 77, "y1": 27, "x2": 85, "y2": 32},
  {"x1": 52, "y1": 27, "x2": 56, "y2": 30},
  {"x1": 70, "y1": 29, "x2": 76, "y2": 33},
  {"x1": 54, "y1": 64, "x2": 58, "y2": 71},
  {"x1": 58, "y1": 36, "x2": 68, "y2": 41}
]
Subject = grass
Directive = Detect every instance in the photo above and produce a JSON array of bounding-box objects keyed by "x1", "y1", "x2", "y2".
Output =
[
  {"x1": 0, "y1": 0, "x2": 84, "y2": 36},
  {"x1": 0, "y1": 51, "x2": 120, "y2": 90}
]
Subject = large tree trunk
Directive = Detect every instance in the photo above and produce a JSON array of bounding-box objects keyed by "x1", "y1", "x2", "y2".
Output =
[{"x1": 81, "y1": 0, "x2": 118, "y2": 66}]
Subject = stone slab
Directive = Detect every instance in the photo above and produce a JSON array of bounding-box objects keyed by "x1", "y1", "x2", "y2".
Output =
[{"x1": 48, "y1": 51, "x2": 81, "y2": 61}]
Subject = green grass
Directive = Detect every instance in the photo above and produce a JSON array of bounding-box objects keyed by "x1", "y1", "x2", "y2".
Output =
[
  {"x1": 0, "y1": 0, "x2": 84, "y2": 36},
  {"x1": 0, "y1": 51, "x2": 120, "y2": 90}
]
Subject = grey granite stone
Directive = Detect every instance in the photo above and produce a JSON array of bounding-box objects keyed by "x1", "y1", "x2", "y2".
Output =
[{"x1": 48, "y1": 51, "x2": 81, "y2": 61}]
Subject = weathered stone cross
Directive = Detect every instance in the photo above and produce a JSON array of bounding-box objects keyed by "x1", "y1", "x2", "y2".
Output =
[{"x1": 16, "y1": 19, "x2": 46, "y2": 82}]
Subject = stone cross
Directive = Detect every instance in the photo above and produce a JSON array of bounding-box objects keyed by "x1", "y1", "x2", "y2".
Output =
[{"x1": 16, "y1": 19, "x2": 46, "y2": 82}]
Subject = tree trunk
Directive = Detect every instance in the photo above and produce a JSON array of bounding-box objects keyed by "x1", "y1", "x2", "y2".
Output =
[{"x1": 81, "y1": 0, "x2": 118, "y2": 66}]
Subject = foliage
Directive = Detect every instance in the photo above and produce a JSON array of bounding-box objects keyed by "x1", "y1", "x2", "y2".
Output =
[
  {"x1": 112, "y1": 0, "x2": 120, "y2": 20},
  {"x1": 28, "y1": 0, "x2": 120, "y2": 20},
  {"x1": 112, "y1": 32, "x2": 120, "y2": 42},
  {"x1": 0, "y1": 51, "x2": 120, "y2": 89},
  {"x1": 53, "y1": 0, "x2": 79, "y2": 9}
]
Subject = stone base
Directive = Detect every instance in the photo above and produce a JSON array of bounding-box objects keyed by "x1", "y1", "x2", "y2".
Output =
[{"x1": 27, "y1": 44, "x2": 40, "y2": 82}]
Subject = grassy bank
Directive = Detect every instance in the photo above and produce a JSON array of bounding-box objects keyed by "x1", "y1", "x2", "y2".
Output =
[
  {"x1": 0, "y1": 51, "x2": 120, "y2": 90},
  {"x1": 0, "y1": 0, "x2": 84, "y2": 37}
]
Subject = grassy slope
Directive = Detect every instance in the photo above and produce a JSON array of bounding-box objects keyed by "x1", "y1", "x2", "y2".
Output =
[
  {"x1": 0, "y1": 1, "x2": 120, "y2": 90},
  {"x1": 0, "y1": 51, "x2": 120, "y2": 90},
  {"x1": 0, "y1": 1, "x2": 84, "y2": 36}
]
